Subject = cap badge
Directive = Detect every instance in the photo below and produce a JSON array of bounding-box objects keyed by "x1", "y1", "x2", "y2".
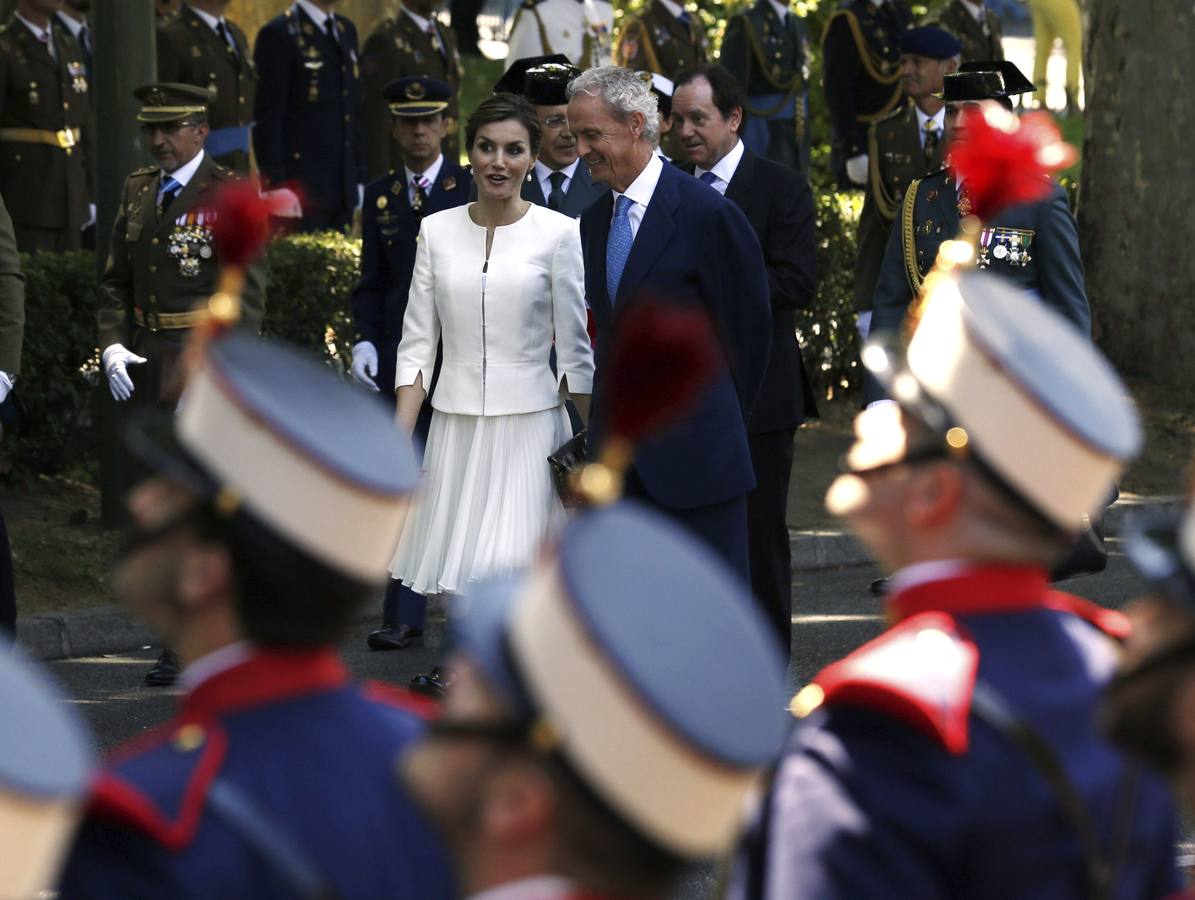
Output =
[
  {"x1": 146, "y1": 87, "x2": 167, "y2": 106},
  {"x1": 405, "y1": 81, "x2": 426, "y2": 100}
]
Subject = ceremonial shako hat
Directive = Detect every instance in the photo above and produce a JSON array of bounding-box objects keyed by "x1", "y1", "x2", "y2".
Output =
[
  {"x1": 456, "y1": 501, "x2": 788, "y2": 857},
  {"x1": 942, "y1": 60, "x2": 1036, "y2": 102},
  {"x1": 637, "y1": 71, "x2": 674, "y2": 119},
  {"x1": 860, "y1": 272, "x2": 1141, "y2": 533},
  {"x1": 385, "y1": 76, "x2": 455, "y2": 117},
  {"x1": 134, "y1": 82, "x2": 212, "y2": 124},
  {"x1": 126, "y1": 332, "x2": 420, "y2": 584},
  {"x1": 524, "y1": 62, "x2": 582, "y2": 107},
  {"x1": 0, "y1": 644, "x2": 93, "y2": 895},
  {"x1": 898, "y1": 26, "x2": 963, "y2": 60},
  {"x1": 493, "y1": 53, "x2": 573, "y2": 97}
]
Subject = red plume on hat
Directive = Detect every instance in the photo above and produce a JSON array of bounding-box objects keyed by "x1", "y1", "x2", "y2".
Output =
[{"x1": 571, "y1": 302, "x2": 723, "y2": 506}]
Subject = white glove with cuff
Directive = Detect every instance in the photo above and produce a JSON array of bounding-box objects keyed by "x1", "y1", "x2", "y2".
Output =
[
  {"x1": 845, "y1": 154, "x2": 869, "y2": 187},
  {"x1": 350, "y1": 341, "x2": 379, "y2": 391},
  {"x1": 103, "y1": 344, "x2": 148, "y2": 402}
]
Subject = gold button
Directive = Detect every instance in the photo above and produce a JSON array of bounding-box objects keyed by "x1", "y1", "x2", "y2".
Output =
[
  {"x1": 63, "y1": 101, "x2": 70, "y2": 110},
  {"x1": 151, "y1": 238, "x2": 159, "y2": 245},
  {"x1": 173, "y1": 723, "x2": 205, "y2": 752},
  {"x1": 148, "y1": 265, "x2": 156, "y2": 273},
  {"x1": 238, "y1": 96, "x2": 244, "y2": 103},
  {"x1": 344, "y1": 114, "x2": 350, "y2": 122},
  {"x1": 293, "y1": 151, "x2": 301, "y2": 159},
  {"x1": 148, "y1": 294, "x2": 156, "y2": 302}
]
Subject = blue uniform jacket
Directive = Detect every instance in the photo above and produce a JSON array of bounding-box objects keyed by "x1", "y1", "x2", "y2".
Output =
[
  {"x1": 351, "y1": 159, "x2": 471, "y2": 396},
  {"x1": 727, "y1": 566, "x2": 1180, "y2": 900},
  {"x1": 579, "y1": 161, "x2": 772, "y2": 509},
  {"x1": 58, "y1": 649, "x2": 455, "y2": 900},
  {"x1": 253, "y1": 6, "x2": 365, "y2": 217}
]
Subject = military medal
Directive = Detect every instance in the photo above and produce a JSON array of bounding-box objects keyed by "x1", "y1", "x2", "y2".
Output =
[
  {"x1": 442, "y1": 176, "x2": 456, "y2": 191},
  {"x1": 191, "y1": 45, "x2": 202, "y2": 58},
  {"x1": 167, "y1": 214, "x2": 214, "y2": 279}
]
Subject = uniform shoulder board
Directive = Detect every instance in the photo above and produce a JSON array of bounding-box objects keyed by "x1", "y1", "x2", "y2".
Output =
[
  {"x1": 211, "y1": 163, "x2": 238, "y2": 181},
  {"x1": 877, "y1": 101, "x2": 909, "y2": 125},
  {"x1": 793, "y1": 611, "x2": 979, "y2": 755},
  {"x1": 87, "y1": 718, "x2": 229, "y2": 849},
  {"x1": 130, "y1": 164, "x2": 160, "y2": 178}
]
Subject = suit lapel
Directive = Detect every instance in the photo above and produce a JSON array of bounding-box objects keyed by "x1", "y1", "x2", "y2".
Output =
[
  {"x1": 156, "y1": 155, "x2": 215, "y2": 235},
  {"x1": 615, "y1": 164, "x2": 679, "y2": 306},
  {"x1": 724, "y1": 146, "x2": 756, "y2": 210},
  {"x1": 523, "y1": 170, "x2": 547, "y2": 207}
]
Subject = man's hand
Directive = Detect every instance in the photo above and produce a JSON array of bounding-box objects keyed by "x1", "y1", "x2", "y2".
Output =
[
  {"x1": 102, "y1": 344, "x2": 148, "y2": 402},
  {"x1": 350, "y1": 341, "x2": 380, "y2": 391},
  {"x1": 845, "y1": 153, "x2": 869, "y2": 187}
]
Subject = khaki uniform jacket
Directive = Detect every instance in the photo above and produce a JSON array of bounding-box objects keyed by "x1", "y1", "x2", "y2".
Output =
[
  {"x1": 927, "y1": 0, "x2": 1003, "y2": 64},
  {"x1": 853, "y1": 101, "x2": 945, "y2": 311},
  {"x1": 0, "y1": 15, "x2": 93, "y2": 232},
  {"x1": 0, "y1": 193, "x2": 25, "y2": 376},
  {"x1": 157, "y1": 5, "x2": 258, "y2": 173},
  {"x1": 360, "y1": 11, "x2": 462, "y2": 181},
  {"x1": 614, "y1": 0, "x2": 708, "y2": 77},
  {"x1": 98, "y1": 153, "x2": 265, "y2": 356}
]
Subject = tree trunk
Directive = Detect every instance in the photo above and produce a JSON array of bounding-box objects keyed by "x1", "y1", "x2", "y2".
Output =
[{"x1": 1079, "y1": 2, "x2": 1195, "y2": 386}]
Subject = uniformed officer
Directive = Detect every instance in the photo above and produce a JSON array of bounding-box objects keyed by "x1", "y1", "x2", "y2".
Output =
[
  {"x1": 0, "y1": 0, "x2": 95, "y2": 253},
  {"x1": 642, "y1": 69, "x2": 678, "y2": 159},
  {"x1": 56, "y1": 330, "x2": 456, "y2": 900},
  {"x1": 54, "y1": 0, "x2": 91, "y2": 81},
  {"x1": 719, "y1": 0, "x2": 811, "y2": 171},
  {"x1": 0, "y1": 641, "x2": 93, "y2": 897},
  {"x1": 155, "y1": 0, "x2": 182, "y2": 24},
  {"x1": 854, "y1": 26, "x2": 960, "y2": 338},
  {"x1": 927, "y1": 0, "x2": 1004, "y2": 64},
  {"x1": 253, "y1": 0, "x2": 365, "y2": 233},
  {"x1": 350, "y1": 76, "x2": 468, "y2": 655},
  {"x1": 98, "y1": 83, "x2": 266, "y2": 685},
  {"x1": 506, "y1": 0, "x2": 613, "y2": 71},
  {"x1": 725, "y1": 269, "x2": 1181, "y2": 899},
  {"x1": 821, "y1": 0, "x2": 914, "y2": 189},
  {"x1": 613, "y1": 0, "x2": 708, "y2": 78},
  {"x1": 0, "y1": 193, "x2": 25, "y2": 635},
  {"x1": 360, "y1": 0, "x2": 462, "y2": 182},
  {"x1": 401, "y1": 500, "x2": 788, "y2": 899},
  {"x1": 869, "y1": 62, "x2": 1088, "y2": 348},
  {"x1": 157, "y1": 0, "x2": 257, "y2": 174}
]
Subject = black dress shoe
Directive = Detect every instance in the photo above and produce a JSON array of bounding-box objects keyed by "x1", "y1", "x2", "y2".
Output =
[
  {"x1": 409, "y1": 666, "x2": 453, "y2": 699},
  {"x1": 366, "y1": 624, "x2": 424, "y2": 651},
  {"x1": 869, "y1": 577, "x2": 889, "y2": 597},
  {"x1": 144, "y1": 650, "x2": 180, "y2": 687}
]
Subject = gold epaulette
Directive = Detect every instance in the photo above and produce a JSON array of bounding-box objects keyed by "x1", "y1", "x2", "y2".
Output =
[{"x1": 901, "y1": 176, "x2": 926, "y2": 299}]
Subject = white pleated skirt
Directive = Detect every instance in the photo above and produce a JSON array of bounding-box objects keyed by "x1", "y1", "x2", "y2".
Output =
[{"x1": 389, "y1": 405, "x2": 572, "y2": 595}]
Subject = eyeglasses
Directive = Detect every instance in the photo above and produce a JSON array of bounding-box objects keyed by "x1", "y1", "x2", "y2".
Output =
[
  {"x1": 139, "y1": 121, "x2": 202, "y2": 137},
  {"x1": 541, "y1": 114, "x2": 569, "y2": 129}
]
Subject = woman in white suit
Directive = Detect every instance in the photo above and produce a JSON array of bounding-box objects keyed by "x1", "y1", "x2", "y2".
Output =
[{"x1": 390, "y1": 94, "x2": 594, "y2": 596}]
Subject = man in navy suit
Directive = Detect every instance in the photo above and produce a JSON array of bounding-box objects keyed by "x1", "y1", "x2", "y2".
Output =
[
  {"x1": 253, "y1": 0, "x2": 365, "y2": 232},
  {"x1": 494, "y1": 56, "x2": 610, "y2": 219},
  {"x1": 349, "y1": 76, "x2": 470, "y2": 652},
  {"x1": 568, "y1": 65, "x2": 771, "y2": 580},
  {"x1": 673, "y1": 63, "x2": 816, "y2": 653}
]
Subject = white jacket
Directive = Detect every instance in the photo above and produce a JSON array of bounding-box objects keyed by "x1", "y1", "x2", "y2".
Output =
[{"x1": 395, "y1": 203, "x2": 594, "y2": 416}]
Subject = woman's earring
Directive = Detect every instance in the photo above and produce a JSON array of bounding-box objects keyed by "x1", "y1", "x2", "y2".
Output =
[{"x1": 526, "y1": 172, "x2": 533, "y2": 182}]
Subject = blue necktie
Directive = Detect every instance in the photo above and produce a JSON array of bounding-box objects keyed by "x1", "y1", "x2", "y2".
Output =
[
  {"x1": 678, "y1": 10, "x2": 692, "y2": 26},
  {"x1": 606, "y1": 195, "x2": 634, "y2": 304},
  {"x1": 699, "y1": 170, "x2": 718, "y2": 188},
  {"x1": 157, "y1": 175, "x2": 181, "y2": 212}
]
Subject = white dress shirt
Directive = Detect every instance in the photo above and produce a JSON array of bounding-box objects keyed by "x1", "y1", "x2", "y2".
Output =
[
  {"x1": 15, "y1": 12, "x2": 57, "y2": 60},
  {"x1": 189, "y1": 4, "x2": 236, "y2": 46},
  {"x1": 914, "y1": 106, "x2": 946, "y2": 150},
  {"x1": 658, "y1": 0, "x2": 686, "y2": 19},
  {"x1": 396, "y1": 204, "x2": 594, "y2": 413},
  {"x1": 406, "y1": 153, "x2": 445, "y2": 206},
  {"x1": 165, "y1": 148, "x2": 206, "y2": 186},
  {"x1": 402, "y1": 6, "x2": 438, "y2": 33},
  {"x1": 467, "y1": 877, "x2": 577, "y2": 900},
  {"x1": 54, "y1": 10, "x2": 85, "y2": 41},
  {"x1": 295, "y1": 0, "x2": 334, "y2": 31},
  {"x1": 694, "y1": 138, "x2": 745, "y2": 196},
  {"x1": 960, "y1": 0, "x2": 987, "y2": 24},
  {"x1": 768, "y1": 0, "x2": 790, "y2": 22},
  {"x1": 535, "y1": 157, "x2": 580, "y2": 202},
  {"x1": 611, "y1": 151, "x2": 664, "y2": 243}
]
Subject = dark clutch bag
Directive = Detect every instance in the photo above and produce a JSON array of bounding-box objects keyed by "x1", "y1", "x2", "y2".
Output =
[{"x1": 548, "y1": 429, "x2": 587, "y2": 508}]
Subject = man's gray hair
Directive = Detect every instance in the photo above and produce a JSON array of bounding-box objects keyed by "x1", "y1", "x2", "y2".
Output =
[{"x1": 567, "y1": 66, "x2": 660, "y2": 144}]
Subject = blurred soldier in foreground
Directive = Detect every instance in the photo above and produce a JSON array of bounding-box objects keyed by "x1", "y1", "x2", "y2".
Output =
[
  {"x1": 821, "y1": 0, "x2": 914, "y2": 189},
  {"x1": 401, "y1": 501, "x2": 787, "y2": 899},
  {"x1": 157, "y1": 0, "x2": 257, "y2": 173},
  {"x1": 506, "y1": 0, "x2": 613, "y2": 70},
  {"x1": 0, "y1": 194, "x2": 24, "y2": 635},
  {"x1": 726, "y1": 270, "x2": 1180, "y2": 898},
  {"x1": 58, "y1": 330, "x2": 455, "y2": 899},
  {"x1": 253, "y1": 0, "x2": 365, "y2": 232},
  {"x1": 360, "y1": 0, "x2": 462, "y2": 181},
  {"x1": 853, "y1": 26, "x2": 959, "y2": 339},
  {"x1": 0, "y1": 642, "x2": 94, "y2": 897},
  {"x1": 614, "y1": 0, "x2": 707, "y2": 78},
  {"x1": 0, "y1": 0, "x2": 95, "y2": 252},
  {"x1": 719, "y1": 0, "x2": 810, "y2": 171}
]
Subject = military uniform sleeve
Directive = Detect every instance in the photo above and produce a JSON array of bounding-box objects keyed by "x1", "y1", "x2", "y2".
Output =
[
  {"x1": 97, "y1": 178, "x2": 135, "y2": 350},
  {"x1": 550, "y1": 218, "x2": 593, "y2": 393},
  {"x1": 717, "y1": 15, "x2": 750, "y2": 87},
  {"x1": 763, "y1": 168, "x2": 816, "y2": 312},
  {"x1": 1033, "y1": 186, "x2": 1090, "y2": 337},
  {"x1": 821, "y1": 14, "x2": 866, "y2": 158},
  {"x1": 393, "y1": 219, "x2": 440, "y2": 392},
  {"x1": 346, "y1": 21, "x2": 366, "y2": 186},
  {"x1": 238, "y1": 256, "x2": 267, "y2": 334},
  {"x1": 251, "y1": 23, "x2": 291, "y2": 187},
  {"x1": 869, "y1": 202, "x2": 913, "y2": 337},
  {"x1": 0, "y1": 193, "x2": 25, "y2": 375},
  {"x1": 360, "y1": 28, "x2": 395, "y2": 182},
  {"x1": 350, "y1": 185, "x2": 388, "y2": 346},
  {"x1": 57, "y1": 817, "x2": 188, "y2": 900}
]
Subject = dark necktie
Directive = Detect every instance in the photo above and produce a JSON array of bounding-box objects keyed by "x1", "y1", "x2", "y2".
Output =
[
  {"x1": 325, "y1": 15, "x2": 339, "y2": 52},
  {"x1": 547, "y1": 171, "x2": 567, "y2": 212},
  {"x1": 698, "y1": 170, "x2": 718, "y2": 189},
  {"x1": 215, "y1": 20, "x2": 238, "y2": 58},
  {"x1": 157, "y1": 175, "x2": 181, "y2": 217},
  {"x1": 923, "y1": 122, "x2": 940, "y2": 167},
  {"x1": 426, "y1": 23, "x2": 447, "y2": 64}
]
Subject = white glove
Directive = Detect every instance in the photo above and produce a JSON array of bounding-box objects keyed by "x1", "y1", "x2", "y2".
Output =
[
  {"x1": 82, "y1": 203, "x2": 97, "y2": 230},
  {"x1": 0, "y1": 372, "x2": 12, "y2": 406},
  {"x1": 350, "y1": 341, "x2": 379, "y2": 391},
  {"x1": 102, "y1": 343, "x2": 148, "y2": 402},
  {"x1": 845, "y1": 153, "x2": 869, "y2": 186},
  {"x1": 264, "y1": 188, "x2": 303, "y2": 219},
  {"x1": 356, "y1": 183, "x2": 365, "y2": 210}
]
